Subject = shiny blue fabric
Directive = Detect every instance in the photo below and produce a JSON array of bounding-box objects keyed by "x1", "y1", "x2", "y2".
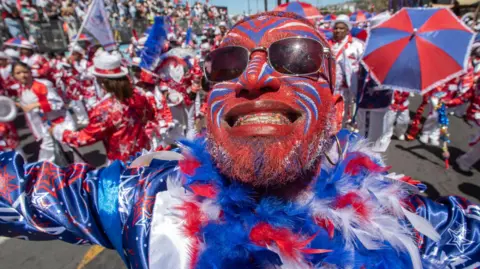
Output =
[
  {"x1": 97, "y1": 160, "x2": 126, "y2": 263},
  {"x1": 0, "y1": 145, "x2": 479, "y2": 268}
]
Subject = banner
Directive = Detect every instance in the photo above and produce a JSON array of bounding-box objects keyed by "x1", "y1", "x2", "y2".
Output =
[{"x1": 83, "y1": 0, "x2": 116, "y2": 51}]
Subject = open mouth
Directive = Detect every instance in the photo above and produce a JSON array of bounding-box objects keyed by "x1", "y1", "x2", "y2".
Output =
[{"x1": 223, "y1": 101, "x2": 302, "y2": 134}]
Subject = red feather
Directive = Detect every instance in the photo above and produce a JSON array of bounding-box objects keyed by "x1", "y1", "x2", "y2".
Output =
[
  {"x1": 315, "y1": 217, "x2": 335, "y2": 239},
  {"x1": 189, "y1": 184, "x2": 217, "y2": 198},
  {"x1": 179, "y1": 155, "x2": 201, "y2": 176},
  {"x1": 345, "y1": 156, "x2": 391, "y2": 176},
  {"x1": 176, "y1": 201, "x2": 206, "y2": 269},
  {"x1": 335, "y1": 192, "x2": 369, "y2": 219},
  {"x1": 249, "y1": 223, "x2": 330, "y2": 260}
]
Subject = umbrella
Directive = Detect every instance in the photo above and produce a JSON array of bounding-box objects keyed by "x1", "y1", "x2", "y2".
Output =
[
  {"x1": 350, "y1": 10, "x2": 372, "y2": 23},
  {"x1": 323, "y1": 14, "x2": 337, "y2": 21},
  {"x1": 3, "y1": 37, "x2": 32, "y2": 49},
  {"x1": 362, "y1": 8, "x2": 475, "y2": 94},
  {"x1": 351, "y1": 27, "x2": 368, "y2": 41},
  {"x1": 274, "y1": 1, "x2": 323, "y2": 22},
  {"x1": 318, "y1": 28, "x2": 333, "y2": 40}
]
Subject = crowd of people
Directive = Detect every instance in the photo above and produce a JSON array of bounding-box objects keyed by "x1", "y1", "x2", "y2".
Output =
[{"x1": 0, "y1": 4, "x2": 479, "y2": 269}]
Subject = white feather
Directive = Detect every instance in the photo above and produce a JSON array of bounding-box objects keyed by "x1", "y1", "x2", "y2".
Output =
[{"x1": 401, "y1": 206, "x2": 440, "y2": 242}]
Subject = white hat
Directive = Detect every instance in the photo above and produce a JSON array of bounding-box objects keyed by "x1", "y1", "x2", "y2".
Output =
[
  {"x1": 92, "y1": 51, "x2": 128, "y2": 78},
  {"x1": 334, "y1": 14, "x2": 352, "y2": 30},
  {"x1": 200, "y1": 42, "x2": 211, "y2": 51},
  {"x1": 4, "y1": 48, "x2": 19, "y2": 59},
  {"x1": 71, "y1": 45, "x2": 85, "y2": 55},
  {"x1": 0, "y1": 51, "x2": 8, "y2": 60},
  {"x1": 219, "y1": 21, "x2": 227, "y2": 27}
]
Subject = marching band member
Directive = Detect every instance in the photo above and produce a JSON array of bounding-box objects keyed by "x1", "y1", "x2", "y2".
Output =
[
  {"x1": 18, "y1": 40, "x2": 53, "y2": 81},
  {"x1": 12, "y1": 62, "x2": 74, "y2": 162},
  {"x1": 52, "y1": 51, "x2": 156, "y2": 162}
]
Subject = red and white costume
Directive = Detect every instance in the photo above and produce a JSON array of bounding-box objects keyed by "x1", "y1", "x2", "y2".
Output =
[
  {"x1": 21, "y1": 54, "x2": 52, "y2": 80},
  {"x1": 329, "y1": 16, "x2": 364, "y2": 124},
  {"x1": 420, "y1": 69, "x2": 474, "y2": 146},
  {"x1": 53, "y1": 52, "x2": 156, "y2": 162},
  {"x1": 0, "y1": 122, "x2": 19, "y2": 151},
  {"x1": 18, "y1": 79, "x2": 74, "y2": 161},
  {"x1": 384, "y1": 91, "x2": 411, "y2": 141},
  {"x1": 54, "y1": 89, "x2": 155, "y2": 162}
]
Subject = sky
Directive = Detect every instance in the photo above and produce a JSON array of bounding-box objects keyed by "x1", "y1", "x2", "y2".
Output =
[{"x1": 205, "y1": 0, "x2": 346, "y2": 15}]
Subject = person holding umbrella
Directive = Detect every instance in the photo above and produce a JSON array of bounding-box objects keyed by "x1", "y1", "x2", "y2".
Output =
[{"x1": 329, "y1": 14, "x2": 364, "y2": 125}]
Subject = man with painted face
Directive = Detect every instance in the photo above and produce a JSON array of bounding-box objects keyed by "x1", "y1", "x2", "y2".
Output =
[{"x1": 0, "y1": 12, "x2": 479, "y2": 269}]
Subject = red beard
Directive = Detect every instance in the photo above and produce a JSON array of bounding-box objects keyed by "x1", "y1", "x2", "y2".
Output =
[{"x1": 206, "y1": 108, "x2": 336, "y2": 187}]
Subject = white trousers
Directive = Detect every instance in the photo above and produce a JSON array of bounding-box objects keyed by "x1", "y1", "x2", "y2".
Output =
[
  {"x1": 357, "y1": 109, "x2": 390, "y2": 152},
  {"x1": 38, "y1": 134, "x2": 55, "y2": 162},
  {"x1": 457, "y1": 125, "x2": 480, "y2": 170},
  {"x1": 420, "y1": 104, "x2": 440, "y2": 142},
  {"x1": 384, "y1": 109, "x2": 410, "y2": 139}
]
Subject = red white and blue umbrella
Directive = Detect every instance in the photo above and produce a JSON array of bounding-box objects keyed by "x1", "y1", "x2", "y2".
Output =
[
  {"x1": 323, "y1": 14, "x2": 337, "y2": 21},
  {"x1": 351, "y1": 27, "x2": 368, "y2": 41},
  {"x1": 3, "y1": 37, "x2": 33, "y2": 49},
  {"x1": 362, "y1": 8, "x2": 475, "y2": 94},
  {"x1": 71, "y1": 33, "x2": 92, "y2": 42},
  {"x1": 274, "y1": 2, "x2": 323, "y2": 22},
  {"x1": 350, "y1": 11, "x2": 372, "y2": 23}
]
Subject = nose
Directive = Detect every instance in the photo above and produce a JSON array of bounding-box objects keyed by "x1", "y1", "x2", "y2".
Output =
[{"x1": 236, "y1": 50, "x2": 280, "y2": 99}]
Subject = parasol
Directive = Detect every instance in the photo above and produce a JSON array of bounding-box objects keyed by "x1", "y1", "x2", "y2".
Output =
[
  {"x1": 362, "y1": 8, "x2": 475, "y2": 95},
  {"x1": 274, "y1": 1, "x2": 323, "y2": 22}
]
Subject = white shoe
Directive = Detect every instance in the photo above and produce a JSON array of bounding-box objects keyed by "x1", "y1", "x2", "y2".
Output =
[
  {"x1": 456, "y1": 157, "x2": 471, "y2": 172},
  {"x1": 419, "y1": 135, "x2": 429, "y2": 144},
  {"x1": 430, "y1": 139, "x2": 440, "y2": 147},
  {"x1": 398, "y1": 134, "x2": 405, "y2": 141}
]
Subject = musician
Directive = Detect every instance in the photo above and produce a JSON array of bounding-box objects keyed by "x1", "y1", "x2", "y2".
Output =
[{"x1": 12, "y1": 62, "x2": 74, "y2": 162}]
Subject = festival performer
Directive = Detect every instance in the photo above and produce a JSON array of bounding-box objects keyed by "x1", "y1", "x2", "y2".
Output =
[
  {"x1": 384, "y1": 91, "x2": 411, "y2": 141},
  {"x1": 418, "y1": 69, "x2": 474, "y2": 146},
  {"x1": 12, "y1": 62, "x2": 74, "y2": 162},
  {"x1": 0, "y1": 12, "x2": 479, "y2": 269},
  {"x1": 0, "y1": 51, "x2": 15, "y2": 92},
  {"x1": 52, "y1": 51, "x2": 156, "y2": 163},
  {"x1": 329, "y1": 14, "x2": 364, "y2": 125},
  {"x1": 18, "y1": 40, "x2": 53, "y2": 81}
]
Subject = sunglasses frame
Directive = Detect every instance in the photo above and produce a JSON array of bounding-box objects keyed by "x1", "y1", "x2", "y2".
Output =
[{"x1": 203, "y1": 36, "x2": 334, "y2": 89}]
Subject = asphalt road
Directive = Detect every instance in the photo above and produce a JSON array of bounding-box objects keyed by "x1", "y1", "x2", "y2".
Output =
[{"x1": 1, "y1": 96, "x2": 479, "y2": 269}]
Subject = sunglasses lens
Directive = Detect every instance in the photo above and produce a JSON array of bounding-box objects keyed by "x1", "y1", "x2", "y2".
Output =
[
  {"x1": 204, "y1": 46, "x2": 249, "y2": 82},
  {"x1": 269, "y1": 38, "x2": 324, "y2": 75}
]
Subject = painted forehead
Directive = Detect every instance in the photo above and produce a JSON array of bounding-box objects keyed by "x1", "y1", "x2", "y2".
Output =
[{"x1": 222, "y1": 15, "x2": 323, "y2": 48}]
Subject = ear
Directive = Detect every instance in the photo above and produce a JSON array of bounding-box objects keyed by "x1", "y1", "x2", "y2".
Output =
[{"x1": 333, "y1": 94, "x2": 344, "y2": 133}]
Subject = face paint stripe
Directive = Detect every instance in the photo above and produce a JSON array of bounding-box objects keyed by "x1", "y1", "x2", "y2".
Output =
[
  {"x1": 210, "y1": 100, "x2": 224, "y2": 122},
  {"x1": 292, "y1": 82, "x2": 322, "y2": 104},
  {"x1": 295, "y1": 92, "x2": 318, "y2": 120},
  {"x1": 209, "y1": 88, "x2": 234, "y2": 104},
  {"x1": 269, "y1": 22, "x2": 313, "y2": 32},
  {"x1": 296, "y1": 99, "x2": 311, "y2": 134},
  {"x1": 216, "y1": 105, "x2": 226, "y2": 128},
  {"x1": 258, "y1": 63, "x2": 267, "y2": 79}
]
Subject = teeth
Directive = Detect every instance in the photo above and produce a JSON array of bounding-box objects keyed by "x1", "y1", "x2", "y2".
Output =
[{"x1": 234, "y1": 112, "x2": 291, "y2": 127}]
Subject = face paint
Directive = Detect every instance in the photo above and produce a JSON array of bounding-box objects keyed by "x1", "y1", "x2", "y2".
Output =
[{"x1": 206, "y1": 14, "x2": 337, "y2": 187}]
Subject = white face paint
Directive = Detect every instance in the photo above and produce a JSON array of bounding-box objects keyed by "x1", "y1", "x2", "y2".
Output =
[{"x1": 169, "y1": 64, "x2": 184, "y2": 83}]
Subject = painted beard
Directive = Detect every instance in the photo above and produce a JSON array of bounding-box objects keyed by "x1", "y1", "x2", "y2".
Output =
[{"x1": 206, "y1": 106, "x2": 336, "y2": 188}]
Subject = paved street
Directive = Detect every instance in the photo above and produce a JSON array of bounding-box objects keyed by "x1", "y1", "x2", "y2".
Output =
[{"x1": 1, "y1": 96, "x2": 479, "y2": 269}]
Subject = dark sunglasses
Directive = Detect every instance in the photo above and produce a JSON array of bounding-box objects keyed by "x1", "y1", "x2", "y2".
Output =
[{"x1": 203, "y1": 37, "x2": 333, "y2": 86}]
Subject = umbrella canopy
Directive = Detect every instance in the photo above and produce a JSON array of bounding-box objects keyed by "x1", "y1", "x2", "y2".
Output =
[
  {"x1": 318, "y1": 28, "x2": 333, "y2": 40},
  {"x1": 3, "y1": 37, "x2": 33, "y2": 49},
  {"x1": 351, "y1": 27, "x2": 368, "y2": 41},
  {"x1": 274, "y1": 2, "x2": 323, "y2": 22},
  {"x1": 362, "y1": 8, "x2": 475, "y2": 94},
  {"x1": 350, "y1": 10, "x2": 372, "y2": 23},
  {"x1": 323, "y1": 14, "x2": 337, "y2": 21}
]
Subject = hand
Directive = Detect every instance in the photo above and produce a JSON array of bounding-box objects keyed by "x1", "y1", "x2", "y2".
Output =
[{"x1": 20, "y1": 103, "x2": 40, "y2": 113}]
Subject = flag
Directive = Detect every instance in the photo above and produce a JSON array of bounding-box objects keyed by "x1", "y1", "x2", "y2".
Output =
[{"x1": 83, "y1": 0, "x2": 116, "y2": 51}]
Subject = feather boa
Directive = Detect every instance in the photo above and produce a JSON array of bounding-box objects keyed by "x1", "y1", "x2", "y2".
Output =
[{"x1": 150, "y1": 130, "x2": 439, "y2": 269}]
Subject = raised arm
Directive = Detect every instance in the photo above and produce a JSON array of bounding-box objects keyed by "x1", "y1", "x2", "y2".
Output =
[{"x1": 0, "y1": 151, "x2": 125, "y2": 248}]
